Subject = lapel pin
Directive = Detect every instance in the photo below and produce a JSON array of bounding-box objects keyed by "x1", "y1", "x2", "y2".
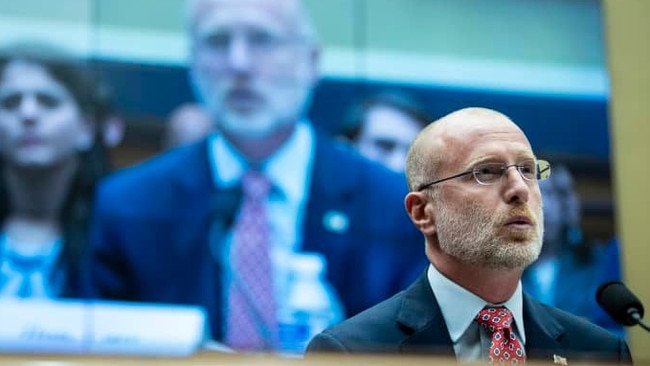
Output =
[
  {"x1": 322, "y1": 210, "x2": 349, "y2": 234},
  {"x1": 553, "y1": 354, "x2": 568, "y2": 366}
]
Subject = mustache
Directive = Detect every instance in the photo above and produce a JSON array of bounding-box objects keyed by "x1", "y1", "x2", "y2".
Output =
[{"x1": 500, "y1": 206, "x2": 538, "y2": 225}]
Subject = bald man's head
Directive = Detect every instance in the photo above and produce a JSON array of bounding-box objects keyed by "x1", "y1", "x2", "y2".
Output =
[{"x1": 405, "y1": 107, "x2": 530, "y2": 192}]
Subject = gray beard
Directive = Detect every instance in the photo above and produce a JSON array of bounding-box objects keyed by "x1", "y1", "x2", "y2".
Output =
[{"x1": 435, "y1": 200, "x2": 543, "y2": 270}]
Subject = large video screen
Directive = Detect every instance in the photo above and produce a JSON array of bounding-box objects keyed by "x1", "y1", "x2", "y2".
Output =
[{"x1": 0, "y1": 0, "x2": 622, "y2": 356}]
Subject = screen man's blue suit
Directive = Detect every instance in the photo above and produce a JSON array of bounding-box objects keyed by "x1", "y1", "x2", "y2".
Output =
[{"x1": 87, "y1": 135, "x2": 427, "y2": 340}]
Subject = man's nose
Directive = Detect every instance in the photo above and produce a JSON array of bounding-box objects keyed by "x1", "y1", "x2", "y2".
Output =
[
  {"x1": 226, "y1": 36, "x2": 253, "y2": 72},
  {"x1": 503, "y1": 166, "x2": 530, "y2": 203}
]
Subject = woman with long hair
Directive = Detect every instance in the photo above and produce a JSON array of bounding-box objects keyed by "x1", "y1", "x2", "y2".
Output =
[{"x1": 0, "y1": 40, "x2": 113, "y2": 298}]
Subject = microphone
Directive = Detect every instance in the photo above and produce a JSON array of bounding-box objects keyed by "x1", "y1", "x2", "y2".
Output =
[
  {"x1": 596, "y1": 281, "x2": 650, "y2": 332},
  {"x1": 210, "y1": 186, "x2": 243, "y2": 228},
  {"x1": 208, "y1": 186, "x2": 243, "y2": 264}
]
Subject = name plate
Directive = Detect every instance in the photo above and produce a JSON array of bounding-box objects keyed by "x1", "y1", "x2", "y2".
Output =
[
  {"x1": 0, "y1": 299, "x2": 207, "y2": 357},
  {"x1": 0, "y1": 299, "x2": 87, "y2": 354}
]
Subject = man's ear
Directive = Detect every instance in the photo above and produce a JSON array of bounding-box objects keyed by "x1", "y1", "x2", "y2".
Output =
[{"x1": 404, "y1": 191, "x2": 436, "y2": 236}]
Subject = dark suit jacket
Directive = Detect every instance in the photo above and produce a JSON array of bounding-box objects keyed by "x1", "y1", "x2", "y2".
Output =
[
  {"x1": 307, "y1": 271, "x2": 632, "y2": 364},
  {"x1": 522, "y1": 242, "x2": 625, "y2": 337},
  {"x1": 87, "y1": 133, "x2": 427, "y2": 340}
]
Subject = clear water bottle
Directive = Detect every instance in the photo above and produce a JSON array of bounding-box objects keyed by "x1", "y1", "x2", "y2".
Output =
[{"x1": 278, "y1": 252, "x2": 344, "y2": 355}]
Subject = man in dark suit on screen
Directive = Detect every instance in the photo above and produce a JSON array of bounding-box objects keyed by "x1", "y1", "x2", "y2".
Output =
[
  {"x1": 87, "y1": 0, "x2": 425, "y2": 353},
  {"x1": 307, "y1": 107, "x2": 632, "y2": 364}
]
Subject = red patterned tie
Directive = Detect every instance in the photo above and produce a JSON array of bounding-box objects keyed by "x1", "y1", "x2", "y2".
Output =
[
  {"x1": 225, "y1": 171, "x2": 277, "y2": 351},
  {"x1": 475, "y1": 307, "x2": 526, "y2": 364}
]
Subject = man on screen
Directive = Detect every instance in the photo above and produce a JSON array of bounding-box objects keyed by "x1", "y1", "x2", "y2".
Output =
[{"x1": 87, "y1": 0, "x2": 425, "y2": 352}]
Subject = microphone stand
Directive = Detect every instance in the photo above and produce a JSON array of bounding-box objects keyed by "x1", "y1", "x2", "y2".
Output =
[{"x1": 629, "y1": 310, "x2": 650, "y2": 332}]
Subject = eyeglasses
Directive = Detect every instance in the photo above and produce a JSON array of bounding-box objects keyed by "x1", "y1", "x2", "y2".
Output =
[
  {"x1": 198, "y1": 30, "x2": 305, "y2": 60},
  {"x1": 416, "y1": 159, "x2": 551, "y2": 191}
]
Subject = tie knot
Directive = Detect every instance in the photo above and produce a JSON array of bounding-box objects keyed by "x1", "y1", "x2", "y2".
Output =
[
  {"x1": 242, "y1": 170, "x2": 270, "y2": 199},
  {"x1": 476, "y1": 306, "x2": 525, "y2": 364},
  {"x1": 476, "y1": 306, "x2": 514, "y2": 332}
]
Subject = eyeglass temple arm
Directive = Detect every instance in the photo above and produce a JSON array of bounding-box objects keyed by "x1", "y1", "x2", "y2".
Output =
[{"x1": 537, "y1": 164, "x2": 550, "y2": 179}]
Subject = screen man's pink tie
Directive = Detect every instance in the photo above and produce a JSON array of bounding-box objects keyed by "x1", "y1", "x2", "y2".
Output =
[{"x1": 225, "y1": 171, "x2": 276, "y2": 351}]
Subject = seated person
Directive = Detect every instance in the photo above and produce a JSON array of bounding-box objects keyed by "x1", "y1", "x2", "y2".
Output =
[
  {"x1": 307, "y1": 107, "x2": 631, "y2": 364},
  {"x1": 522, "y1": 163, "x2": 624, "y2": 336},
  {"x1": 0, "y1": 40, "x2": 114, "y2": 298},
  {"x1": 339, "y1": 91, "x2": 431, "y2": 173}
]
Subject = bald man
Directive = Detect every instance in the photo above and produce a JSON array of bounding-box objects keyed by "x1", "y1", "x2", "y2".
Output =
[{"x1": 307, "y1": 107, "x2": 631, "y2": 364}]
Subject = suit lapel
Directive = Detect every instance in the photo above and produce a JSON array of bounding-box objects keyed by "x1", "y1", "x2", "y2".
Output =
[
  {"x1": 167, "y1": 141, "x2": 217, "y2": 251},
  {"x1": 173, "y1": 140, "x2": 215, "y2": 199},
  {"x1": 171, "y1": 140, "x2": 226, "y2": 339},
  {"x1": 302, "y1": 135, "x2": 360, "y2": 279},
  {"x1": 396, "y1": 275, "x2": 569, "y2": 359},
  {"x1": 523, "y1": 293, "x2": 566, "y2": 360},
  {"x1": 303, "y1": 134, "x2": 360, "y2": 249},
  {"x1": 397, "y1": 273, "x2": 456, "y2": 357}
]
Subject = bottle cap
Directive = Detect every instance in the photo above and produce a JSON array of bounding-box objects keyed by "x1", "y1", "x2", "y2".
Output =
[{"x1": 290, "y1": 252, "x2": 325, "y2": 275}]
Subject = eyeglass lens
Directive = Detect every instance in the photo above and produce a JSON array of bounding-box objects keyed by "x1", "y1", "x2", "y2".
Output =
[{"x1": 474, "y1": 160, "x2": 549, "y2": 185}]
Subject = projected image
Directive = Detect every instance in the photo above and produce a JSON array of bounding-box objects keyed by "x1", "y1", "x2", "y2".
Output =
[{"x1": 0, "y1": 0, "x2": 623, "y2": 356}]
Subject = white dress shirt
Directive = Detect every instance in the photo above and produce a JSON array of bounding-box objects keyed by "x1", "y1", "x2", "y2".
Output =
[
  {"x1": 208, "y1": 120, "x2": 315, "y2": 303},
  {"x1": 427, "y1": 264, "x2": 527, "y2": 363}
]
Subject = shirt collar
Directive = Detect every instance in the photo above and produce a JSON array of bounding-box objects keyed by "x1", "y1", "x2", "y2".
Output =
[
  {"x1": 209, "y1": 120, "x2": 314, "y2": 205},
  {"x1": 427, "y1": 263, "x2": 526, "y2": 344},
  {"x1": 0, "y1": 233, "x2": 63, "y2": 269}
]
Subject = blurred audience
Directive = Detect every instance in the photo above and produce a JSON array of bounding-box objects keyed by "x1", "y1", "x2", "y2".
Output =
[
  {"x1": 340, "y1": 91, "x2": 431, "y2": 173},
  {"x1": 522, "y1": 163, "x2": 624, "y2": 336},
  {"x1": 161, "y1": 102, "x2": 212, "y2": 149},
  {"x1": 0, "y1": 40, "x2": 114, "y2": 298}
]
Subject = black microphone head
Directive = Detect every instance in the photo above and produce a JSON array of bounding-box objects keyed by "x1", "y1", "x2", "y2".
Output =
[
  {"x1": 596, "y1": 281, "x2": 645, "y2": 326},
  {"x1": 210, "y1": 186, "x2": 243, "y2": 226}
]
